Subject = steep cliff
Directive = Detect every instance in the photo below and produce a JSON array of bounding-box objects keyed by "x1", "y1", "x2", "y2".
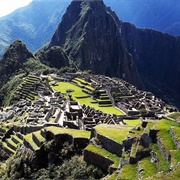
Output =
[
  {"x1": 48, "y1": 0, "x2": 140, "y2": 86},
  {"x1": 123, "y1": 23, "x2": 180, "y2": 106}
]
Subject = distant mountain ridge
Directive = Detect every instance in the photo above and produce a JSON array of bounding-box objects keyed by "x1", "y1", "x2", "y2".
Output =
[
  {"x1": 0, "y1": 0, "x2": 70, "y2": 57},
  {"x1": 0, "y1": 0, "x2": 180, "y2": 58}
]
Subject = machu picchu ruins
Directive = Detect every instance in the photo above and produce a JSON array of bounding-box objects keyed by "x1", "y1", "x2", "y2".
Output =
[{"x1": 0, "y1": 71, "x2": 179, "y2": 179}]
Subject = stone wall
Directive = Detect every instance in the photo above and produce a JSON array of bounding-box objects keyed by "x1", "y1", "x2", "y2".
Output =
[
  {"x1": 2, "y1": 127, "x2": 13, "y2": 141},
  {"x1": 32, "y1": 133, "x2": 41, "y2": 147},
  {"x1": 74, "y1": 137, "x2": 89, "y2": 149},
  {"x1": 170, "y1": 127, "x2": 180, "y2": 150},
  {"x1": 13, "y1": 125, "x2": 44, "y2": 135},
  {"x1": 97, "y1": 133, "x2": 123, "y2": 156},
  {"x1": 84, "y1": 149, "x2": 114, "y2": 171},
  {"x1": 157, "y1": 137, "x2": 171, "y2": 163}
]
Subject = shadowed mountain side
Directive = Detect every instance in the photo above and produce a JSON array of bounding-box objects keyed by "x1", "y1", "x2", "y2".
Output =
[
  {"x1": 36, "y1": 46, "x2": 70, "y2": 69},
  {"x1": 0, "y1": 40, "x2": 33, "y2": 86},
  {"x1": 123, "y1": 23, "x2": 180, "y2": 107},
  {"x1": 48, "y1": 0, "x2": 141, "y2": 87}
]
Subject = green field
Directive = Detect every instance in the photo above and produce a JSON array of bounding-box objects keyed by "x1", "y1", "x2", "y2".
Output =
[
  {"x1": 45, "y1": 126, "x2": 90, "y2": 138},
  {"x1": 94, "y1": 124, "x2": 132, "y2": 144},
  {"x1": 52, "y1": 82, "x2": 124, "y2": 115}
]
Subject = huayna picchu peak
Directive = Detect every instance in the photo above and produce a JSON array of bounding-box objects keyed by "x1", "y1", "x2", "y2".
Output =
[
  {"x1": 48, "y1": 0, "x2": 180, "y2": 107},
  {"x1": 48, "y1": 0, "x2": 141, "y2": 87},
  {"x1": 0, "y1": 0, "x2": 180, "y2": 179}
]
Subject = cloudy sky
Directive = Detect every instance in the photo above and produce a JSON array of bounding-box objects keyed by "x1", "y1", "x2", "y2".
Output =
[{"x1": 0, "y1": 0, "x2": 32, "y2": 17}]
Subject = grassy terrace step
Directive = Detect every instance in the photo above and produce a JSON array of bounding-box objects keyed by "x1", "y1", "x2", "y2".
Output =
[
  {"x1": 170, "y1": 150, "x2": 180, "y2": 167},
  {"x1": 94, "y1": 124, "x2": 132, "y2": 144},
  {"x1": 85, "y1": 144, "x2": 120, "y2": 168},
  {"x1": 2, "y1": 142, "x2": 15, "y2": 155},
  {"x1": 138, "y1": 157, "x2": 158, "y2": 179},
  {"x1": 24, "y1": 133, "x2": 40, "y2": 151},
  {"x1": 11, "y1": 135, "x2": 23, "y2": 144},
  {"x1": 117, "y1": 164, "x2": 138, "y2": 180},
  {"x1": 45, "y1": 126, "x2": 90, "y2": 138},
  {"x1": 151, "y1": 143, "x2": 170, "y2": 172},
  {"x1": 168, "y1": 112, "x2": 180, "y2": 120},
  {"x1": 33, "y1": 131, "x2": 46, "y2": 143},
  {"x1": 154, "y1": 119, "x2": 180, "y2": 151},
  {"x1": 74, "y1": 78, "x2": 91, "y2": 86},
  {"x1": 6, "y1": 138, "x2": 18, "y2": 151}
]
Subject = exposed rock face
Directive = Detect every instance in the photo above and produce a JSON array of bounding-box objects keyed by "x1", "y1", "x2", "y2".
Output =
[
  {"x1": 123, "y1": 23, "x2": 180, "y2": 107},
  {"x1": 48, "y1": 0, "x2": 140, "y2": 86},
  {"x1": 48, "y1": 0, "x2": 180, "y2": 107},
  {"x1": 36, "y1": 46, "x2": 69, "y2": 69}
]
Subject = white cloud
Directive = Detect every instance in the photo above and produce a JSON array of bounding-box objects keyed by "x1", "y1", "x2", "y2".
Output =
[{"x1": 0, "y1": 0, "x2": 32, "y2": 17}]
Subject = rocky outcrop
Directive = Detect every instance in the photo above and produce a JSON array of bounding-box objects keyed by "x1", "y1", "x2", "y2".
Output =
[{"x1": 48, "y1": 0, "x2": 141, "y2": 86}]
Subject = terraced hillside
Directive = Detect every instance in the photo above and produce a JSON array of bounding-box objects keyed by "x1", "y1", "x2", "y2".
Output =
[{"x1": 16, "y1": 75, "x2": 45, "y2": 102}]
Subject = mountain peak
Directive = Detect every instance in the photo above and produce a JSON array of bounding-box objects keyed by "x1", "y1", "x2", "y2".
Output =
[
  {"x1": 48, "y1": 0, "x2": 140, "y2": 86},
  {"x1": 2, "y1": 39, "x2": 33, "y2": 62}
]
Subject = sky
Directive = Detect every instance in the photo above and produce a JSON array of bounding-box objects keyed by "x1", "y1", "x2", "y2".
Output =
[{"x1": 0, "y1": 0, "x2": 32, "y2": 17}]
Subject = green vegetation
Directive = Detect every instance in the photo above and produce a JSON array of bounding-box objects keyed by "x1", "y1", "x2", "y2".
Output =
[
  {"x1": 85, "y1": 144, "x2": 120, "y2": 167},
  {"x1": 168, "y1": 112, "x2": 180, "y2": 120},
  {"x1": 117, "y1": 164, "x2": 138, "y2": 180},
  {"x1": 139, "y1": 157, "x2": 158, "y2": 178},
  {"x1": 52, "y1": 82, "x2": 124, "y2": 115},
  {"x1": 24, "y1": 133, "x2": 39, "y2": 151},
  {"x1": 124, "y1": 119, "x2": 142, "y2": 126},
  {"x1": 45, "y1": 126, "x2": 90, "y2": 138},
  {"x1": 94, "y1": 124, "x2": 132, "y2": 144},
  {"x1": 0, "y1": 74, "x2": 24, "y2": 106},
  {"x1": 172, "y1": 127, "x2": 180, "y2": 142},
  {"x1": 151, "y1": 144, "x2": 169, "y2": 171},
  {"x1": 154, "y1": 119, "x2": 180, "y2": 151},
  {"x1": 170, "y1": 150, "x2": 180, "y2": 167},
  {"x1": 57, "y1": 66, "x2": 76, "y2": 74}
]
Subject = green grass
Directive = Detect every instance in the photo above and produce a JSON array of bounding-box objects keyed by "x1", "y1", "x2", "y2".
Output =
[
  {"x1": 124, "y1": 119, "x2": 142, "y2": 126},
  {"x1": 107, "y1": 172, "x2": 118, "y2": 180},
  {"x1": 2, "y1": 142, "x2": 15, "y2": 154},
  {"x1": 51, "y1": 82, "x2": 124, "y2": 115},
  {"x1": 172, "y1": 127, "x2": 180, "y2": 142},
  {"x1": 24, "y1": 133, "x2": 39, "y2": 151},
  {"x1": 12, "y1": 135, "x2": 23, "y2": 144},
  {"x1": 33, "y1": 131, "x2": 46, "y2": 142},
  {"x1": 117, "y1": 164, "x2": 138, "y2": 180},
  {"x1": 45, "y1": 126, "x2": 90, "y2": 138},
  {"x1": 154, "y1": 119, "x2": 179, "y2": 151},
  {"x1": 151, "y1": 144, "x2": 170, "y2": 172},
  {"x1": 170, "y1": 150, "x2": 180, "y2": 167},
  {"x1": 94, "y1": 124, "x2": 132, "y2": 144},
  {"x1": 139, "y1": 157, "x2": 158, "y2": 179},
  {"x1": 85, "y1": 144, "x2": 120, "y2": 167},
  {"x1": 168, "y1": 112, "x2": 180, "y2": 120}
]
